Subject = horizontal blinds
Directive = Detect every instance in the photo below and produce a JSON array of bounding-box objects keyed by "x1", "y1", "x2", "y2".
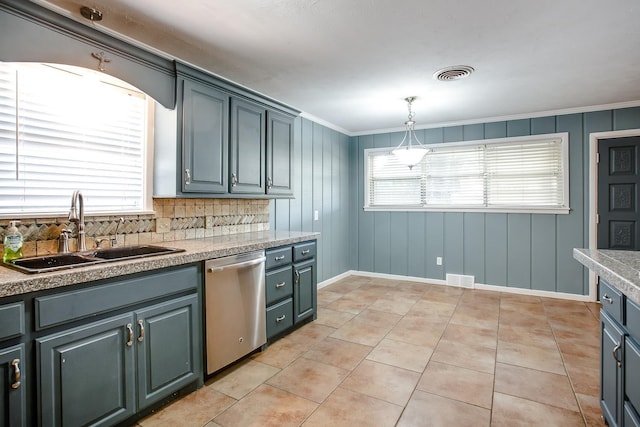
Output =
[
  {"x1": 366, "y1": 137, "x2": 566, "y2": 210},
  {"x1": 0, "y1": 63, "x2": 146, "y2": 214},
  {"x1": 486, "y1": 140, "x2": 564, "y2": 207}
]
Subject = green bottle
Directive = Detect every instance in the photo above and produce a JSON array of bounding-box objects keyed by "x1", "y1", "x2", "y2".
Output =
[{"x1": 3, "y1": 221, "x2": 23, "y2": 263}]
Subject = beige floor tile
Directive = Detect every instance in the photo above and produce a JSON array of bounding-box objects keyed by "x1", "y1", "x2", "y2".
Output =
[
  {"x1": 576, "y1": 393, "x2": 607, "y2": 426},
  {"x1": 497, "y1": 340, "x2": 565, "y2": 375},
  {"x1": 385, "y1": 316, "x2": 448, "y2": 347},
  {"x1": 329, "y1": 309, "x2": 401, "y2": 346},
  {"x1": 408, "y1": 299, "x2": 457, "y2": 320},
  {"x1": 341, "y1": 360, "x2": 420, "y2": 406},
  {"x1": 251, "y1": 336, "x2": 308, "y2": 369},
  {"x1": 565, "y1": 361, "x2": 600, "y2": 396},
  {"x1": 302, "y1": 387, "x2": 403, "y2": 427},
  {"x1": 494, "y1": 362, "x2": 579, "y2": 411},
  {"x1": 316, "y1": 290, "x2": 343, "y2": 306},
  {"x1": 213, "y1": 384, "x2": 317, "y2": 427},
  {"x1": 441, "y1": 323, "x2": 498, "y2": 349},
  {"x1": 368, "y1": 297, "x2": 416, "y2": 315},
  {"x1": 417, "y1": 361, "x2": 494, "y2": 409},
  {"x1": 497, "y1": 323, "x2": 558, "y2": 350},
  {"x1": 266, "y1": 358, "x2": 348, "y2": 403},
  {"x1": 431, "y1": 338, "x2": 497, "y2": 374},
  {"x1": 139, "y1": 386, "x2": 235, "y2": 427},
  {"x1": 284, "y1": 322, "x2": 335, "y2": 346},
  {"x1": 449, "y1": 306, "x2": 499, "y2": 330},
  {"x1": 491, "y1": 392, "x2": 584, "y2": 426},
  {"x1": 303, "y1": 336, "x2": 372, "y2": 371},
  {"x1": 366, "y1": 338, "x2": 433, "y2": 372},
  {"x1": 325, "y1": 296, "x2": 371, "y2": 315},
  {"x1": 207, "y1": 359, "x2": 280, "y2": 399},
  {"x1": 557, "y1": 341, "x2": 601, "y2": 370},
  {"x1": 499, "y1": 309, "x2": 550, "y2": 329},
  {"x1": 397, "y1": 390, "x2": 490, "y2": 427},
  {"x1": 315, "y1": 307, "x2": 356, "y2": 328},
  {"x1": 461, "y1": 289, "x2": 501, "y2": 305}
]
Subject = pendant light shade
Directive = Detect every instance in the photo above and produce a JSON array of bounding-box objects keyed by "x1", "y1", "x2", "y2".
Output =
[{"x1": 392, "y1": 96, "x2": 428, "y2": 169}]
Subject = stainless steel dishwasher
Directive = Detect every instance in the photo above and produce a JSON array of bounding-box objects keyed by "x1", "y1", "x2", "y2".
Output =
[{"x1": 205, "y1": 250, "x2": 266, "y2": 374}]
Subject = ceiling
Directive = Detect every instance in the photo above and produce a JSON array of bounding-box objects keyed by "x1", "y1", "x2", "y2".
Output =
[{"x1": 33, "y1": 0, "x2": 640, "y2": 135}]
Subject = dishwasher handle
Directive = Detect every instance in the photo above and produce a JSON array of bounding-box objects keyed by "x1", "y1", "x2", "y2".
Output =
[{"x1": 208, "y1": 256, "x2": 266, "y2": 273}]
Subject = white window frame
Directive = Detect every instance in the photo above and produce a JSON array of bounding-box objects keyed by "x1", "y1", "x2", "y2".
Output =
[
  {"x1": 364, "y1": 132, "x2": 570, "y2": 214},
  {"x1": 0, "y1": 62, "x2": 155, "y2": 219}
]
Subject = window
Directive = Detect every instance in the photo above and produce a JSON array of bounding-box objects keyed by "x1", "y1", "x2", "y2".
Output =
[
  {"x1": 365, "y1": 133, "x2": 569, "y2": 213},
  {"x1": 0, "y1": 62, "x2": 151, "y2": 216}
]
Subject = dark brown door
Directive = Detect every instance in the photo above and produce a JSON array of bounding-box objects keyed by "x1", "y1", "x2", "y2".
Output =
[{"x1": 597, "y1": 136, "x2": 640, "y2": 249}]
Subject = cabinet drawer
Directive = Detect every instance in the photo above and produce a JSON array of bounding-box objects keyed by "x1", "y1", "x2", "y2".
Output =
[
  {"x1": 266, "y1": 266, "x2": 293, "y2": 305},
  {"x1": 293, "y1": 242, "x2": 316, "y2": 262},
  {"x1": 600, "y1": 279, "x2": 623, "y2": 323},
  {"x1": 0, "y1": 302, "x2": 24, "y2": 341},
  {"x1": 265, "y1": 247, "x2": 292, "y2": 270},
  {"x1": 35, "y1": 265, "x2": 199, "y2": 330},
  {"x1": 266, "y1": 298, "x2": 293, "y2": 339}
]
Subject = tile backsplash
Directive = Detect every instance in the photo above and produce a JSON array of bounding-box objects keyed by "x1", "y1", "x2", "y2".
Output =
[{"x1": 0, "y1": 198, "x2": 270, "y2": 257}]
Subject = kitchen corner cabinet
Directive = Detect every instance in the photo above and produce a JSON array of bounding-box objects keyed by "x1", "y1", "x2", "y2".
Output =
[
  {"x1": 264, "y1": 241, "x2": 317, "y2": 341},
  {"x1": 35, "y1": 265, "x2": 201, "y2": 426},
  {"x1": 173, "y1": 62, "x2": 297, "y2": 198},
  {"x1": 0, "y1": 302, "x2": 26, "y2": 427},
  {"x1": 599, "y1": 279, "x2": 640, "y2": 427}
]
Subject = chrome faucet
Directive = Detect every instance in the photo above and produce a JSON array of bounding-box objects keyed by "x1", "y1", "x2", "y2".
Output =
[{"x1": 69, "y1": 190, "x2": 86, "y2": 251}]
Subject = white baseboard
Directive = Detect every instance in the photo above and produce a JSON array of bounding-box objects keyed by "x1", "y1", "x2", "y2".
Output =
[{"x1": 322, "y1": 270, "x2": 596, "y2": 302}]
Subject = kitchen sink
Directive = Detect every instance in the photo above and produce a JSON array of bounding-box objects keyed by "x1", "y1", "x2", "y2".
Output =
[{"x1": 4, "y1": 245, "x2": 184, "y2": 274}]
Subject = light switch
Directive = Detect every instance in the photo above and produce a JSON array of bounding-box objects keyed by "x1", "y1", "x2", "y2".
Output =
[{"x1": 314, "y1": 210, "x2": 319, "y2": 221}]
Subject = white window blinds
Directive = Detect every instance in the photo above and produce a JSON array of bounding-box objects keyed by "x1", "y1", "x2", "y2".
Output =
[
  {"x1": 365, "y1": 134, "x2": 569, "y2": 213},
  {"x1": 0, "y1": 63, "x2": 147, "y2": 215}
]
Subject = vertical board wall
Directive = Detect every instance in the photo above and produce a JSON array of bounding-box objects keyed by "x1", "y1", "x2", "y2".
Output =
[
  {"x1": 354, "y1": 107, "x2": 640, "y2": 295},
  {"x1": 271, "y1": 117, "x2": 351, "y2": 282}
]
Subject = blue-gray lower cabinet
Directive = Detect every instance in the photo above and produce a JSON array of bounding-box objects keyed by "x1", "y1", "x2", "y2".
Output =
[
  {"x1": 37, "y1": 294, "x2": 200, "y2": 427},
  {"x1": 0, "y1": 344, "x2": 26, "y2": 427},
  {"x1": 600, "y1": 278, "x2": 640, "y2": 426},
  {"x1": 293, "y1": 258, "x2": 316, "y2": 324}
]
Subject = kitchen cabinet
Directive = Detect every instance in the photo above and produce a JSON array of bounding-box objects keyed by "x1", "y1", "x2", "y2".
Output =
[
  {"x1": 599, "y1": 278, "x2": 640, "y2": 426},
  {"x1": 266, "y1": 110, "x2": 295, "y2": 196},
  {"x1": 229, "y1": 98, "x2": 266, "y2": 194},
  {"x1": 0, "y1": 302, "x2": 26, "y2": 427},
  {"x1": 35, "y1": 265, "x2": 201, "y2": 426},
  {"x1": 264, "y1": 241, "x2": 317, "y2": 341}
]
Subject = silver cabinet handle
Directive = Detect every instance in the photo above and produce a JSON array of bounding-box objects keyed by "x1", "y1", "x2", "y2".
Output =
[
  {"x1": 91, "y1": 51, "x2": 111, "y2": 71},
  {"x1": 602, "y1": 294, "x2": 614, "y2": 304},
  {"x1": 294, "y1": 269, "x2": 300, "y2": 284},
  {"x1": 184, "y1": 168, "x2": 191, "y2": 185},
  {"x1": 126, "y1": 323, "x2": 133, "y2": 347},
  {"x1": 274, "y1": 255, "x2": 285, "y2": 261},
  {"x1": 208, "y1": 256, "x2": 266, "y2": 273},
  {"x1": 613, "y1": 341, "x2": 622, "y2": 368},
  {"x1": 275, "y1": 281, "x2": 286, "y2": 288},
  {"x1": 11, "y1": 359, "x2": 20, "y2": 389},
  {"x1": 231, "y1": 173, "x2": 238, "y2": 187},
  {"x1": 276, "y1": 315, "x2": 286, "y2": 323},
  {"x1": 301, "y1": 250, "x2": 310, "y2": 255},
  {"x1": 267, "y1": 177, "x2": 273, "y2": 189},
  {"x1": 137, "y1": 319, "x2": 145, "y2": 342}
]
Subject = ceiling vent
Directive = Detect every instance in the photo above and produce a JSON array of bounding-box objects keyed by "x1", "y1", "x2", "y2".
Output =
[{"x1": 433, "y1": 65, "x2": 475, "y2": 81}]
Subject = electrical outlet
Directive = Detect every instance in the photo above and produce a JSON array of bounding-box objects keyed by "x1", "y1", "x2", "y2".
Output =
[
  {"x1": 314, "y1": 210, "x2": 319, "y2": 221},
  {"x1": 436, "y1": 256, "x2": 443, "y2": 266}
]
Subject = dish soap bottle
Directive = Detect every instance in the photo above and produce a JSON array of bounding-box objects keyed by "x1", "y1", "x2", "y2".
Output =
[{"x1": 3, "y1": 221, "x2": 23, "y2": 263}]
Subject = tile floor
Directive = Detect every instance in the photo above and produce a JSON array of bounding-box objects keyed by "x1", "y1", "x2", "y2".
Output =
[{"x1": 138, "y1": 276, "x2": 605, "y2": 427}]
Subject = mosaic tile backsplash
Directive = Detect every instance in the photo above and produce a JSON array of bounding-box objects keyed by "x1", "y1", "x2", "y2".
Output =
[{"x1": 0, "y1": 198, "x2": 270, "y2": 257}]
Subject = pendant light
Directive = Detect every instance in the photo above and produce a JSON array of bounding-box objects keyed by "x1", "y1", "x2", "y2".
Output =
[{"x1": 392, "y1": 96, "x2": 428, "y2": 169}]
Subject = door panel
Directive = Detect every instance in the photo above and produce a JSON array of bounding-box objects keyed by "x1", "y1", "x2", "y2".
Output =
[
  {"x1": 601, "y1": 310, "x2": 624, "y2": 427},
  {"x1": 598, "y1": 136, "x2": 640, "y2": 250},
  {"x1": 293, "y1": 259, "x2": 316, "y2": 324},
  {"x1": 0, "y1": 345, "x2": 25, "y2": 427},
  {"x1": 230, "y1": 98, "x2": 265, "y2": 194}
]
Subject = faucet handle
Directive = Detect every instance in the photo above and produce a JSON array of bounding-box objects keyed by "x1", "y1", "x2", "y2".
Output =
[{"x1": 58, "y1": 228, "x2": 71, "y2": 253}]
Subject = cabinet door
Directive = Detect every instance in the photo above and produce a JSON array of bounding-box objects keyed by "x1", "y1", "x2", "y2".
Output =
[
  {"x1": 230, "y1": 98, "x2": 266, "y2": 194},
  {"x1": 602, "y1": 310, "x2": 624, "y2": 427},
  {"x1": 37, "y1": 313, "x2": 136, "y2": 427},
  {"x1": 293, "y1": 259, "x2": 317, "y2": 324},
  {"x1": 626, "y1": 336, "x2": 640, "y2": 419},
  {"x1": 266, "y1": 110, "x2": 294, "y2": 196},
  {"x1": 0, "y1": 344, "x2": 25, "y2": 427},
  {"x1": 136, "y1": 294, "x2": 201, "y2": 409},
  {"x1": 181, "y1": 78, "x2": 229, "y2": 193}
]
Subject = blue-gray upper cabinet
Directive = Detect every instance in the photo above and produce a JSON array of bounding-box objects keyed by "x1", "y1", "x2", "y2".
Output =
[
  {"x1": 180, "y1": 77, "x2": 229, "y2": 193},
  {"x1": 0, "y1": 344, "x2": 26, "y2": 427},
  {"x1": 230, "y1": 98, "x2": 267, "y2": 194},
  {"x1": 0, "y1": 0, "x2": 175, "y2": 109},
  {"x1": 266, "y1": 110, "x2": 295, "y2": 196}
]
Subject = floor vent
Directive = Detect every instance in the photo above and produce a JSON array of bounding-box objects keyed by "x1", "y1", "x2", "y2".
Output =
[{"x1": 446, "y1": 273, "x2": 475, "y2": 289}]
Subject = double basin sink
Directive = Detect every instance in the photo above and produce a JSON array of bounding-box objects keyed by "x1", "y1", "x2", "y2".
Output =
[{"x1": 5, "y1": 245, "x2": 185, "y2": 274}]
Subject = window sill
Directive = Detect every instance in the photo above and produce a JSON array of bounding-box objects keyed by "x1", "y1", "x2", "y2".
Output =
[{"x1": 363, "y1": 206, "x2": 571, "y2": 215}]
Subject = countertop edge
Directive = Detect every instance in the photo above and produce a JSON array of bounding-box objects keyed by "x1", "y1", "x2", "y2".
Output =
[
  {"x1": 573, "y1": 247, "x2": 640, "y2": 305},
  {"x1": 0, "y1": 231, "x2": 319, "y2": 298}
]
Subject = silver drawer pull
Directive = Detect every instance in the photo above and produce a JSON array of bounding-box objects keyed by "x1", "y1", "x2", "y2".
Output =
[
  {"x1": 137, "y1": 319, "x2": 145, "y2": 342},
  {"x1": 11, "y1": 359, "x2": 20, "y2": 389},
  {"x1": 126, "y1": 323, "x2": 133, "y2": 347},
  {"x1": 301, "y1": 250, "x2": 310, "y2": 255},
  {"x1": 276, "y1": 315, "x2": 286, "y2": 323},
  {"x1": 602, "y1": 294, "x2": 614, "y2": 304},
  {"x1": 274, "y1": 255, "x2": 285, "y2": 261},
  {"x1": 275, "y1": 281, "x2": 286, "y2": 288},
  {"x1": 613, "y1": 341, "x2": 622, "y2": 368}
]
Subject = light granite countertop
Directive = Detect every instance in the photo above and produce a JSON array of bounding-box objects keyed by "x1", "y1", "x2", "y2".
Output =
[
  {"x1": 0, "y1": 230, "x2": 319, "y2": 298},
  {"x1": 574, "y1": 248, "x2": 640, "y2": 305}
]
